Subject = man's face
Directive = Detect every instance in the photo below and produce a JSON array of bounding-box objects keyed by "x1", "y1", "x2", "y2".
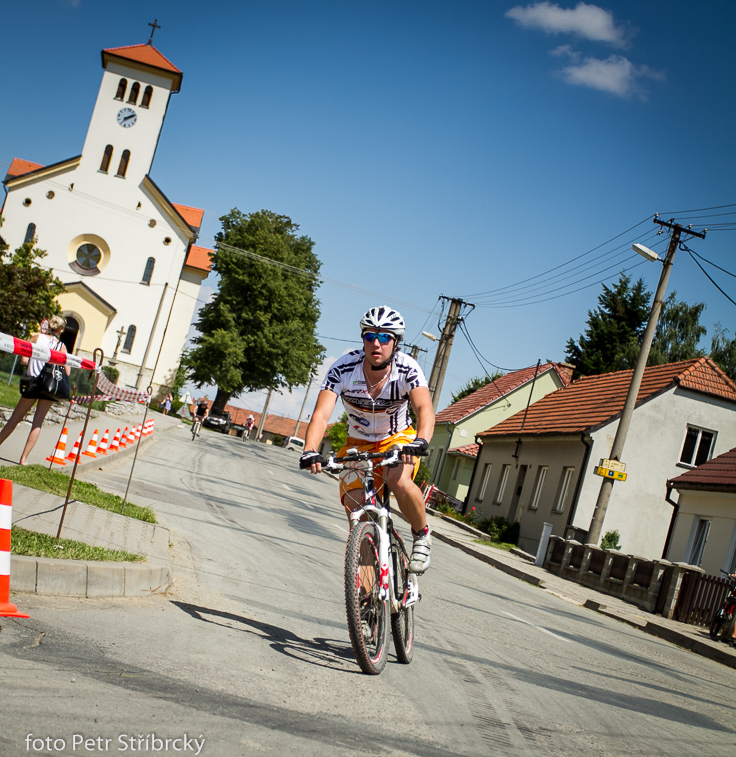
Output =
[{"x1": 362, "y1": 331, "x2": 396, "y2": 368}]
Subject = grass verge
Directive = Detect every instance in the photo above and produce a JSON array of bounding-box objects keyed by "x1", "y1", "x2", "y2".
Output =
[
  {"x1": 0, "y1": 371, "x2": 22, "y2": 408},
  {"x1": 473, "y1": 539, "x2": 517, "y2": 552},
  {"x1": 0, "y1": 464, "x2": 156, "y2": 524},
  {"x1": 11, "y1": 526, "x2": 144, "y2": 562}
]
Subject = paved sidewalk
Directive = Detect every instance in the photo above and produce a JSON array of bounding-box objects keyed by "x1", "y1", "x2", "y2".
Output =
[{"x1": 424, "y1": 509, "x2": 736, "y2": 671}]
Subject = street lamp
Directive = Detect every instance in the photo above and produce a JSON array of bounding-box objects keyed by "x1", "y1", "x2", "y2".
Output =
[{"x1": 586, "y1": 218, "x2": 705, "y2": 546}]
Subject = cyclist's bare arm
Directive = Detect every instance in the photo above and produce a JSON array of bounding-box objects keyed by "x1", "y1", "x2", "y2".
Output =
[
  {"x1": 302, "y1": 389, "x2": 337, "y2": 473},
  {"x1": 402, "y1": 386, "x2": 434, "y2": 464}
]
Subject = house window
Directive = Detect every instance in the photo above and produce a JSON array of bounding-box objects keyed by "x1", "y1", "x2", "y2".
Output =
[
  {"x1": 122, "y1": 325, "x2": 136, "y2": 353},
  {"x1": 680, "y1": 426, "x2": 715, "y2": 467},
  {"x1": 477, "y1": 464, "x2": 492, "y2": 500},
  {"x1": 494, "y1": 464, "x2": 510, "y2": 504},
  {"x1": 451, "y1": 458, "x2": 461, "y2": 481},
  {"x1": 116, "y1": 150, "x2": 130, "y2": 178},
  {"x1": 141, "y1": 257, "x2": 155, "y2": 285},
  {"x1": 100, "y1": 144, "x2": 113, "y2": 173},
  {"x1": 689, "y1": 519, "x2": 710, "y2": 567},
  {"x1": 141, "y1": 85, "x2": 153, "y2": 108},
  {"x1": 115, "y1": 78, "x2": 127, "y2": 100},
  {"x1": 127, "y1": 82, "x2": 140, "y2": 105},
  {"x1": 553, "y1": 467, "x2": 574, "y2": 512},
  {"x1": 24, "y1": 223, "x2": 36, "y2": 245},
  {"x1": 529, "y1": 466, "x2": 548, "y2": 509}
]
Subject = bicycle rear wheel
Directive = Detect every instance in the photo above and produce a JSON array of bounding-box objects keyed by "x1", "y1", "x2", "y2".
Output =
[
  {"x1": 709, "y1": 604, "x2": 734, "y2": 640},
  {"x1": 344, "y1": 521, "x2": 389, "y2": 675},
  {"x1": 390, "y1": 530, "x2": 414, "y2": 664}
]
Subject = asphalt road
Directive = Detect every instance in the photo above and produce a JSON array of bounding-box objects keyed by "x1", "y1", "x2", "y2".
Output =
[{"x1": 1, "y1": 428, "x2": 734, "y2": 757}]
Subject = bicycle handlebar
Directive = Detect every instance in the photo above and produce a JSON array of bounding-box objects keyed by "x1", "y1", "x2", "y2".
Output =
[{"x1": 325, "y1": 445, "x2": 427, "y2": 471}]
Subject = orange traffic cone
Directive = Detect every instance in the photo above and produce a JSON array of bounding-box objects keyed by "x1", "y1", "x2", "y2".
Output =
[
  {"x1": 0, "y1": 479, "x2": 30, "y2": 618},
  {"x1": 119, "y1": 427, "x2": 129, "y2": 449},
  {"x1": 66, "y1": 432, "x2": 83, "y2": 462},
  {"x1": 134, "y1": 424, "x2": 142, "y2": 439},
  {"x1": 82, "y1": 429, "x2": 99, "y2": 458},
  {"x1": 127, "y1": 427, "x2": 136, "y2": 445},
  {"x1": 46, "y1": 427, "x2": 68, "y2": 466},
  {"x1": 97, "y1": 429, "x2": 110, "y2": 456},
  {"x1": 149, "y1": 419, "x2": 155, "y2": 435},
  {"x1": 142, "y1": 420, "x2": 151, "y2": 437},
  {"x1": 108, "y1": 428, "x2": 121, "y2": 453}
]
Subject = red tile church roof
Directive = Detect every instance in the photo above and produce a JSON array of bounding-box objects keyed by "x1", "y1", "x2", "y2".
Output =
[
  {"x1": 478, "y1": 358, "x2": 736, "y2": 438},
  {"x1": 102, "y1": 44, "x2": 182, "y2": 91},
  {"x1": 172, "y1": 203, "x2": 204, "y2": 232},
  {"x1": 185, "y1": 245, "x2": 213, "y2": 274},
  {"x1": 5, "y1": 158, "x2": 44, "y2": 180}
]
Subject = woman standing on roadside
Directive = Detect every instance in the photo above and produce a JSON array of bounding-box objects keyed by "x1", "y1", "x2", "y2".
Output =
[{"x1": 0, "y1": 316, "x2": 70, "y2": 465}]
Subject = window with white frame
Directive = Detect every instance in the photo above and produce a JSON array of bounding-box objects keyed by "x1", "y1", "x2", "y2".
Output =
[
  {"x1": 476, "y1": 464, "x2": 492, "y2": 501},
  {"x1": 680, "y1": 426, "x2": 716, "y2": 467},
  {"x1": 493, "y1": 464, "x2": 510, "y2": 504},
  {"x1": 529, "y1": 466, "x2": 548, "y2": 509},
  {"x1": 689, "y1": 519, "x2": 710, "y2": 566},
  {"x1": 553, "y1": 467, "x2": 574, "y2": 512}
]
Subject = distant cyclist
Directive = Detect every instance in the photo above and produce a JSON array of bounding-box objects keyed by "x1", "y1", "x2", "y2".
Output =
[
  {"x1": 193, "y1": 399, "x2": 208, "y2": 436},
  {"x1": 300, "y1": 306, "x2": 435, "y2": 573}
]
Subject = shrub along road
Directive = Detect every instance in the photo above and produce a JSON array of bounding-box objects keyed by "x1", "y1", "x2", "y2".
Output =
[{"x1": 0, "y1": 428, "x2": 734, "y2": 756}]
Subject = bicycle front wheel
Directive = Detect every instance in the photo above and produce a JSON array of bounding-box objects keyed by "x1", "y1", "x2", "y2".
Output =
[
  {"x1": 390, "y1": 531, "x2": 414, "y2": 664},
  {"x1": 344, "y1": 521, "x2": 389, "y2": 675}
]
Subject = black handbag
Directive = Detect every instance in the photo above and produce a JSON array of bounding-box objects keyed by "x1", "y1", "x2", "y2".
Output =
[{"x1": 38, "y1": 361, "x2": 70, "y2": 401}]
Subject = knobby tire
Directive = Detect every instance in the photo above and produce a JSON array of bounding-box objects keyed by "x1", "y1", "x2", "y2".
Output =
[
  {"x1": 390, "y1": 530, "x2": 414, "y2": 664},
  {"x1": 344, "y1": 521, "x2": 389, "y2": 675}
]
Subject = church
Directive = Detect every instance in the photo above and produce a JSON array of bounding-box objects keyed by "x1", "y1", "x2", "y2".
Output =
[{"x1": 1, "y1": 35, "x2": 212, "y2": 398}]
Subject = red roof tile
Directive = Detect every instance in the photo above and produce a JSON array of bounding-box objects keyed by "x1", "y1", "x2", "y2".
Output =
[
  {"x1": 102, "y1": 44, "x2": 183, "y2": 91},
  {"x1": 478, "y1": 358, "x2": 736, "y2": 438},
  {"x1": 436, "y1": 363, "x2": 570, "y2": 424},
  {"x1": 172, "y1": 203, "x2": 204, "y2": 231},
  {"x1": 185, "y1": 245, "x2": 212, "y2": 273},
  {"x1": 5, "y1": 158, "x2": 44, "y2": 181},
  {"x1": 669, "y1": 446, "x2": 736, "y2": 492},
  {"x1": 447, "y1": 443, "x2": 479, "y2": 458}
]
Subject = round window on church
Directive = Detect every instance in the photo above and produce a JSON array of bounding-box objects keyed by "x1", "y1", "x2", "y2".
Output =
[{"x1": 76, "y1": 243, "x2": 102, "y2": 270}]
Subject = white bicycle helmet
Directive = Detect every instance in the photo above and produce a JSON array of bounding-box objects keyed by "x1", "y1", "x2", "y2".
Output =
[{"x1": 359, "y1": 306, "x2": 405, "y2": 339}]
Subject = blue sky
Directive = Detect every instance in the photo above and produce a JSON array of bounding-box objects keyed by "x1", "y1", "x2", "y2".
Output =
[{"x1": 2, "y1": 1, "x2": 734, "y2": 422}]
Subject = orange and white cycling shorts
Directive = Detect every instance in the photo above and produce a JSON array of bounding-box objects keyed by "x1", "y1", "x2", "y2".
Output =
[{"x1": 337, "y1": 429, "x2": 419, "y2": 506}]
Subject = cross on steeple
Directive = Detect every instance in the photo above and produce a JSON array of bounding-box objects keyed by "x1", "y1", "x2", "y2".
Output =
[{"x1": 147, "y1": 19, "x2": 161, "y2": 44}]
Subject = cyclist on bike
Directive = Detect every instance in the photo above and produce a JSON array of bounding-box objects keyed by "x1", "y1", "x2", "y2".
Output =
[
  {"x1": 300, "y1": 306, "x2": 435, "y2": 574},
  {"x1": 193, "y1": 398, "x2": 208, "y2": 436}
]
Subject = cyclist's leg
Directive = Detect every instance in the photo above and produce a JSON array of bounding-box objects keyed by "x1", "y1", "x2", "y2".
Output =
[{"x1": 386, "y1": 462, "x2": 426, "y2": 533}]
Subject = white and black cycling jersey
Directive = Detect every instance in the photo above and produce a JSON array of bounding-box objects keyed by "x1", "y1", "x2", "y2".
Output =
[{"x1": 321, "y1": 350, "x2": 428, "y2": 441}]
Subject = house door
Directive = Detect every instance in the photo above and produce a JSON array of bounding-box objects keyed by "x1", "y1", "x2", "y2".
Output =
[
  {"x1": 61, "y1": 316, "x2": 79, "y2": 353},
  {"x1": 507, "y1": 465, "x2": 528, "y2": 523}
]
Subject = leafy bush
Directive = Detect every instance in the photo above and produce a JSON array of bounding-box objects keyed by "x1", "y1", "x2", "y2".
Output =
[
  {"x1": 476, "y1": 516, "x2": 520, "y2": 546},
  {"x1": 601, "y1": 530, "x2": 621, "y2": 551},
  {"x1": 414, "y1": 459, "x2": 432, "y2": 488}
]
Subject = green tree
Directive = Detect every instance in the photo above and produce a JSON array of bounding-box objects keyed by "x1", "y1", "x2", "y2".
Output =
[
  {"x1": 565, "y1": 274, "x2": 651, "y2": 376},
  {"x1": 186, "y1": 210, "x2": 325, "y2": 413},
  {"x1": 710, "y1": 323, "x2": 736, "y2": 382},
  {"x1": 450, "y1": 372, "x2": 504, "y2": 404},
  {"x1": 0, "y1": 242, "x2": 66, "y2": 337},
  {"x1": 327, "y1": 412, "x2": 348, "y2": 450},
  {"x1": 649, "y1": 292, "x2": 706, "y2": 365}
]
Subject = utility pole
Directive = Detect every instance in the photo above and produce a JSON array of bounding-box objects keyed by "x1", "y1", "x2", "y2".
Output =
[
  {"x1": 586, "y1": 217, "x2": 707, "y2": 545},
  {"x1": 427, "y1": 296, "x2": 474, "y2": 411},
  {"x1": 404, "y1": 344, "x2": 427, "y2": 361},
  {"x1": 293, "y1": 371, "x2": 316, "y2": 438},
  {"x1": 256, "y1": 388, "x2": 273, "y2": 442}
]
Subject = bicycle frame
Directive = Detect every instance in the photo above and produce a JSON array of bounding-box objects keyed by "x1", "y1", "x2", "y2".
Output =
[{"x1": 326, "y1": 449, "x2": 419, "y2": 613}]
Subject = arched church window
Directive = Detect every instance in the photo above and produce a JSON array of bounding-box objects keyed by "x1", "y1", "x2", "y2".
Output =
[
  {"x1": 100, "y1": 145, "x2": 113, "y2": 173},
  {"x1": 127, "y1": 82, "x2": 140, "y2": 105},
  {"x1": 141, "y1": 257, "x2": 155, "y2": 285},
  {"x1": 122, "y1": 325, "x2": 136, "y2": 353},
  {"x1": 116, "y1": 150, "x2": 131, "y2": 179},
  {"x1": 115, "y1": 78, "x2": 127, "y2": 100},
  {"x1": 24, "y1": 223, "x2": 37, "y2": 245},
  {"x1": 141, "y1": 85, "x2": 153, "y2": 108}
]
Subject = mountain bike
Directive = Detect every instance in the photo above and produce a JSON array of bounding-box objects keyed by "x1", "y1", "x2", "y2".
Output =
[
  {"x1": 324, "y1": 447, "x2": 423, "y2": 675},
  {"x1": 709, "y1": 570, "x2": 736, "y2": 642},
  {"x1": 191, "y1": 418, "x2": 202, "y2": 440}
]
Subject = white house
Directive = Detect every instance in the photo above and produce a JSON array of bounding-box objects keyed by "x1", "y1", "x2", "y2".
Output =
[
  {"x1": 468, "y1": 358, "x2": 736, "y2": 560},
  {"x1": 1, "y1": 41, "x2": 211, "y2": 396},
  {"x1": 665, "y1": 446, "x2": 736, "y2": 576}
]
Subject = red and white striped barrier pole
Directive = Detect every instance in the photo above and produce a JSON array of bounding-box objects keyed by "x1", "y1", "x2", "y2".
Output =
[{"x1": 0, "y1": 479, "x2": 29, "y2": 618}]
